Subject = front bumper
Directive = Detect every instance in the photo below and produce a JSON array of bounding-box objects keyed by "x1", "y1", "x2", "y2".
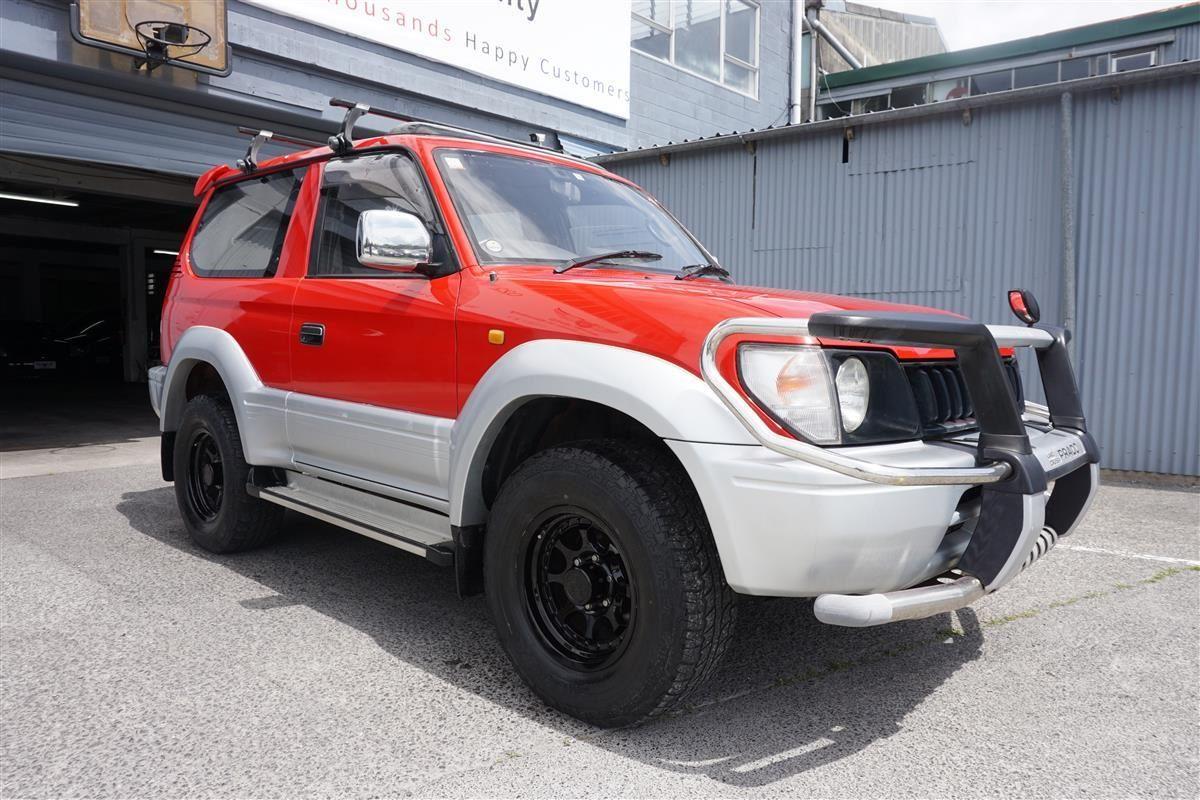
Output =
[{"x1": 694, "y1": 312, "x2": 1100, "y2": 625}]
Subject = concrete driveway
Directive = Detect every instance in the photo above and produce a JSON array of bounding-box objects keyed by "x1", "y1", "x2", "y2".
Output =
[{"x1": 2, "y1": 439, "x2": 1197, "y2": 798}]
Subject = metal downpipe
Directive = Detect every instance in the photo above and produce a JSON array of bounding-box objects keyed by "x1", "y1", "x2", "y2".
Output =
[{"x1": 1059, "y1": 91, "x2": 1077, "y2": 357}]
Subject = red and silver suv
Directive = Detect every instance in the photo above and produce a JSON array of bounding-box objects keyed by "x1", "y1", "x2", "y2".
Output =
[{"x1": 148, "y1": 103, "x2": 1099, "y2": 727}]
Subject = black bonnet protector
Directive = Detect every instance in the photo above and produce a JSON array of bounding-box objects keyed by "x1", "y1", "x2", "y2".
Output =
[{"x1": 808, "y1": 311, "x2": 1099, "y2": 587}]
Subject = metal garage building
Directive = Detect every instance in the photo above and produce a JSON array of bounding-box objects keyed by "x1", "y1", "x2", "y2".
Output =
[{"x1": 599, "y1": 10, "x2": 1200, "y2": 476}]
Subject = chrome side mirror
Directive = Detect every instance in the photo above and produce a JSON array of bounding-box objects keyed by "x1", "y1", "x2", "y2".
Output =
[{"x1": 356, "y1": 209, "x2": 432, "y2": 273}]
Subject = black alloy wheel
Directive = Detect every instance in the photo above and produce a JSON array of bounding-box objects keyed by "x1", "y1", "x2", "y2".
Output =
[
  {"x1": 185, "y1": 428, "x2": 224, "y2": 522},
  {"x1": 173, "y1": 394, "x2": 281, "y2": 553},
  {"x1": 485, "y1": 439, "x2": 735, "y2": 727},
  {"x1": 526, "y1": 510, "x2": 634, "y2": 669}
]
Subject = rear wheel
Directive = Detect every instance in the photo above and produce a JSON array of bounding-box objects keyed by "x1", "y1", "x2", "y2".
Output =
[
  {"x1": 485, "y1": 439, "x2": 735, "y2": 727},
  {"x1": 173, "y1": 394, "x2": 281, "y2": 553}
]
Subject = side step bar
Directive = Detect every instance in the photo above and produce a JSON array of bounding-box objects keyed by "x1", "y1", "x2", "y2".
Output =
[{"x1": 248, "y1": 470, "x2": 454, "y2": 567}]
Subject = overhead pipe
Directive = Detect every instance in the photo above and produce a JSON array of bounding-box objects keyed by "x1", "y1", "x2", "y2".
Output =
[{"x1": 805, "y1": 3, "x2": 862, "y2": 72}]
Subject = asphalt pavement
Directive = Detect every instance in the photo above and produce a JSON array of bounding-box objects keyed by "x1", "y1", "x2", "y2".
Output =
[{"x1": 1, "y1": 438, "x2": 1197, "y2": 798}]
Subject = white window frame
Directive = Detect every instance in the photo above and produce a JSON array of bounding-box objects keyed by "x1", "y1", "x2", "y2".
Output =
[
  {"x1": 1109, "y1": 47, "x2": 1157, "y2": 73},
  {"x1": 631, "y1": 0, "x2": 760, "y2": 99}
]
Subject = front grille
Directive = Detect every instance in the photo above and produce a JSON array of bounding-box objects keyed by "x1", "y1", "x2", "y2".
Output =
[{"x1": 904, "y1": 359, "x2": 1023, "y2": 433}]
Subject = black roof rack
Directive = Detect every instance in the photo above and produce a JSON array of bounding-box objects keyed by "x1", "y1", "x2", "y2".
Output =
[
  {"x1": 231, "y1": 100, "x2": 595, "y2": 173},
  {"x1": 327, "y1": 98, "x2": 590, "y2": 165}
]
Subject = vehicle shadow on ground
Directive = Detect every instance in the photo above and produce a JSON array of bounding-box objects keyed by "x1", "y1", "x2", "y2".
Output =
[{"x1": 117, "y1": 486, "x2": 983, "y2": 788}]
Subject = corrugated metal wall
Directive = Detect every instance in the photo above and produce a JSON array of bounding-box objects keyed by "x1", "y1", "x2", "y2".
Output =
[{"x1": 611, "y1": 73, "x2": 1200, "y2": 475}]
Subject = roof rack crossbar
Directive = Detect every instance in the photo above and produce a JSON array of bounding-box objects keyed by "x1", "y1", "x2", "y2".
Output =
[
  {"x1": 234, "y1": 126, "x2": 324, "y2": 172},
  {"x1": 327, "y1": 98, "x2": 588, "y2": 165}
]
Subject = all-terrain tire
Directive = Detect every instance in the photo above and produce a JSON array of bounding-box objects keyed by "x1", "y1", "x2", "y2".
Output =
[
  {"x1": 173, "y1": 394, "x2": 282, "y2": 554},
  {"x1": 485, "y1": 439, "x2": 736, "y2": 727}
]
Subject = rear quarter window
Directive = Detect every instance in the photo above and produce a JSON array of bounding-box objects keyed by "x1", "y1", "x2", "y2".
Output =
[{"x1": 189, "y1": 170, "x2": 303, "y2": 278}]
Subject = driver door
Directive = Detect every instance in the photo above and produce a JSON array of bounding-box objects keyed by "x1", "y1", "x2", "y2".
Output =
[{"x1": 285, "y1": 152, "x2": 459, "y2": 502}]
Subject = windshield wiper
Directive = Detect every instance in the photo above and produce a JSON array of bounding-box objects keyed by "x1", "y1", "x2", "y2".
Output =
[
  {"x1": 675, "y1": 263, "x2": 732, "y2": 282},
  {"x1": 554, "y1": 250, "x2": 662, "y2": 274}
]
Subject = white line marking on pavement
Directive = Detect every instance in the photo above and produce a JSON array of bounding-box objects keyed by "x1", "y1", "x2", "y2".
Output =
[
  {"x1": 1058, "y1": 543, "x2": 1200, "y2": 567},
  {"x1": 729, "y1": 739, "x2": 836, "y2": 773}
]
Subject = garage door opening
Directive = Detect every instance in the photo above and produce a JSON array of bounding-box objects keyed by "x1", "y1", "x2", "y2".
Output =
[{"x1": 0, "y1": 155, "x2": 195, "y2": 451}]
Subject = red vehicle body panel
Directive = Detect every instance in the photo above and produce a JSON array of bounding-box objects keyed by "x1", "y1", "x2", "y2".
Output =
[{"x1": 164, "y1": 133, "x2": 979, "y2": 426}]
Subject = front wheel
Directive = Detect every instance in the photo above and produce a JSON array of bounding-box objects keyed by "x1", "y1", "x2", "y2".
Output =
[
  {"x1": 173, "y1": 394, "x2": 281, "y2": 553},
  {"x1": 485, "y1": 440, "x2": 735, "y2": 727}
]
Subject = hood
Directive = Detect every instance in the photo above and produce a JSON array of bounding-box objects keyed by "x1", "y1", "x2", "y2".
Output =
[{"x1": 490, "y1": 267, "x2": 963, "y2": 367}]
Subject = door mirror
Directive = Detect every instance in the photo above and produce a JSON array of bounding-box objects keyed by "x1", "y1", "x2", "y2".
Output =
[{"x1": 356, "y1": 209, "x2": 432, "y2": 272}]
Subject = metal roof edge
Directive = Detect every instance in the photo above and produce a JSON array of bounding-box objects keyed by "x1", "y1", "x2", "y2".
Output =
[
  {"x1": 593, "y1": 60, "x2": 1200, "y2": 165},
  {"x1": 835, "y1": 1, "x2": 940, "y2": 28},
  {"x1": 821, "y1": 3, "x2": 1200, "y2": 90}
]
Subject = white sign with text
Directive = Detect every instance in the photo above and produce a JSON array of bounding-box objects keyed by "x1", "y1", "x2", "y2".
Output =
[{"x1": 245, "y1": 0, "x2": 632, "y2": 118}]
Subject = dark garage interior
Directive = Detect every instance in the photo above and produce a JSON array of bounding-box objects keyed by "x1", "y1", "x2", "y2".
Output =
[{"x1": 0, "y1": 154, "x2": 195, "y2": 451}]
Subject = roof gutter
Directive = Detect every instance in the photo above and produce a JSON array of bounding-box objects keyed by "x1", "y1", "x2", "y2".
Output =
[{"x1": 594, "y1": 60, "x2": 1200, "y2": 165}]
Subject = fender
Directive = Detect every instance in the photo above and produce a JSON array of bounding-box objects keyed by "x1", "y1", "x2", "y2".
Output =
[
  {"x1": 449, "y1": 339, "x2": 755, "y2": 527},
  {"x1": 159, "y1": 326, "x2": 291, "y2": 467}
]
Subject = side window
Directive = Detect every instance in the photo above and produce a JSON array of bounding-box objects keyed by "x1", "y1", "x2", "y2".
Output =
[
  {"x1": 312, "y1": 152, "x2": 452, "y2": 277},
  {"x1": 190, "y1": 170, "x2": 303, "y2": 278}
]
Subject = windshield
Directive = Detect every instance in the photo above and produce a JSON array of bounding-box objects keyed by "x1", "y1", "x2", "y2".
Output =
[{"x1": 434, "y1": 149, "x2": 710, "y2": 271}]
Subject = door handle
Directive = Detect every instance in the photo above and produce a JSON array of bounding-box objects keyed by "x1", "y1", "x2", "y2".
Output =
[{"x1": 299, "y1": 323, "x2": 325, "y2": 346}]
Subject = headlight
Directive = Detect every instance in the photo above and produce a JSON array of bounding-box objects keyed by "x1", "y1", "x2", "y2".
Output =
[
  {"x1": 738, "y1": 344, "x2": 840, "y2": 444},
  {"x1": 835, "y1": 357, "x2": 869, "y2": 432},
  {"x1": 737, "y1": 345, "x2": 923, "y2": 446}
]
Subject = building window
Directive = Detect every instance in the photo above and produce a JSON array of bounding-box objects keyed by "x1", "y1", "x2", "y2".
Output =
[
  {"x1": 1014, "y1": 61, "x2": 1058, "y2": 89},
  {"x1": 631, "y1": 0, "x2": 760, "y2": 97},
  {"x1": 890, "y1": 84, "x2": 927, "y2": 108},
  {"x1": 930, "y1": 78, "x2": 969, "y2": 102},
  {"x1": 1111, "y1": 48, "x2": 1156, "y2": 73},
  {"x1": 1059, "y1": 57, "x2": 1091, "y2": 81},
  {"x1": 970, "y1": 70, "x2": 1013, "y2": 95},
  {"x1": 852, "y1": 94, "x2": 890, "y2": 114},
  {"x1": 818, "y1": 102, "x2": 850, "y2": 120}
]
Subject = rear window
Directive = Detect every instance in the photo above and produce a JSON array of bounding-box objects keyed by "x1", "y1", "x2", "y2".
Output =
[{"x1": 189, "y1": 170, "x2": 303, "y2": 278}]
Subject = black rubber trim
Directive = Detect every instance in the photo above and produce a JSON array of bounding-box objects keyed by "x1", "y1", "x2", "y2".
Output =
[
  {"x1": 956, "y1": 488, "x2": 1027, "y2": 585},
  {"x1": 452, "y1": 524, "x2": 485, "y2": 598},
  {"x1": 1034, "y1": 325, "x2": 1090, "y2": 434},
  {"x1": 1044, "y1": 463, "x2": 1094, "y2": 536},
  {"x1": 1044, "y1": 437, "x2": 1099, "y2": 481},
  {"x1": 160, "y1": 431, "x2": 176, "y2": 482}
]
